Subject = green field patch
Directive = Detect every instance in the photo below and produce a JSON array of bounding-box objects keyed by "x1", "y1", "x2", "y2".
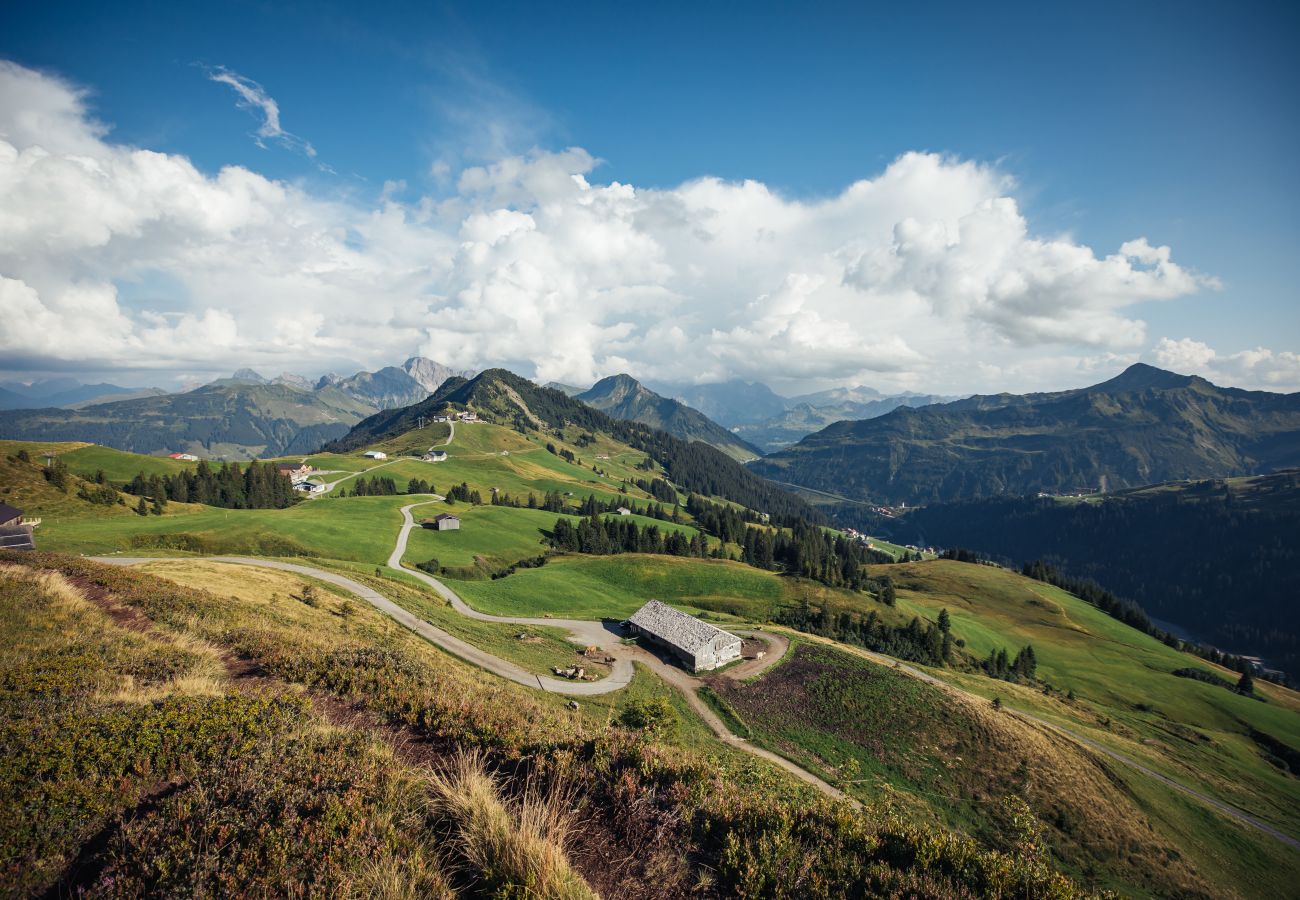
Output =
[
  {"x1": 38, "y1": 495, "x2": 412, "y2": 564},
  {"x1": 449, "y1": 553, "x2": 782, "y2": 621}
]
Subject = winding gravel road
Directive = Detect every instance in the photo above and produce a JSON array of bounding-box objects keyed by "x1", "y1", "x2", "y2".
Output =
[{"x1": 89, "y1": 498, "x2": 1300, "y2": 837}]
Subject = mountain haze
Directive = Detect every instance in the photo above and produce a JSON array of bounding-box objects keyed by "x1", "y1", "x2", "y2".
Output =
[
  {"x1": 0, "y1": 381, "x2": 375, "y2": 459},
  {"x1": 752, "y1": 364, "x2": 1300, "y2": 504},
  {"x1": 578, "y1": 374, "x2": 761, "y2": 460}
]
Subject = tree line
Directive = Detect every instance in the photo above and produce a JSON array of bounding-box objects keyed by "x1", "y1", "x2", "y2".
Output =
[
  {"x1": 549, "y1": 514, "x2": 711, "y2": 559},
  {"x1": 126, "y1": 461, "x2": 297, "y2": 509},
  {"x1": 774, "y1": 601, "x2": 956, "y2": 668}
]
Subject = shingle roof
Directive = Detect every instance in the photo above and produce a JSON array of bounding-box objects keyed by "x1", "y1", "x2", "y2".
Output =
[
  {"x1": 0, "y1": 503, "x2": 22, "y2": 523},
  {"x1": 628, "y1": 599, "x2": 739, "y2": 655}
]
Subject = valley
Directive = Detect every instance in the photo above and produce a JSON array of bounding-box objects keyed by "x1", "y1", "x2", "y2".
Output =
[{"x1": 5, "y1": 369, "x2": 1300, "y2": 898}]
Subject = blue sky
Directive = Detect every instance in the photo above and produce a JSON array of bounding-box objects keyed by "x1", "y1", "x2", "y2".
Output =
[{"x1": 0, "y1": 0, "x2": 1296, "y2": 393}]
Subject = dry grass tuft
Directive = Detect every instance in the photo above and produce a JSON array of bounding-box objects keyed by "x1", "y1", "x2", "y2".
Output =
[{"x1": 425, "y1": 748, "x2": 597, "y2": 900}]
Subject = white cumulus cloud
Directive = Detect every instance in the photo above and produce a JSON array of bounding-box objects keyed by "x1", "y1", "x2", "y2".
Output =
[{"x1": 0, "y1": 59, "x2": 1263, "y2": 395}]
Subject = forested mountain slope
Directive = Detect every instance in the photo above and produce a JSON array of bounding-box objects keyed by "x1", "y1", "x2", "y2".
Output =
[
  {"x1": 578, "y1": 374, "x2": 761, "y2": 460},
  {"x1": 895, "y1": 470, "x2": 1300, "y2": 675},
  {"x1": 753, "y1": 364, "x2": 1300, "y2": 504}
]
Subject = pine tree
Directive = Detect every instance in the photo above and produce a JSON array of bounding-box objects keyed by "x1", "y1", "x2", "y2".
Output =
[
  {"x1": 1236, "y1": 669, "x2": 1255, "y2": 695},
  {"x1": 136, "y1": 497, "x2": 148, "y2": 516},
  {"x1": 938, "y1": 608, "x2": 951, "y2": 632}
]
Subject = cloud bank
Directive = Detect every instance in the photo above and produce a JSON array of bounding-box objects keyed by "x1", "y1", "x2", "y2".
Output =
[{"x1": 1, "y1": 60, "x2": 1285, "y2": 393}]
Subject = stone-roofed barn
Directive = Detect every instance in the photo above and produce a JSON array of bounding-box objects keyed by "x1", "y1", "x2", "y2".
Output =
[{"x1": 626, "y1": 599, "x2": 742, "y2": 672}]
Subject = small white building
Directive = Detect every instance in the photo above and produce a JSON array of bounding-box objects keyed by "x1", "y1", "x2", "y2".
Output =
[
  {"x1": 423, "y1": 450, "x2": 448, "y2": 462},
  {"x1": 363, "y1": 450, "x2": 387, "y2": 460},
  {"x1": 457, "y1": 411, "x2": 478, "y2": 422},
  {"x1": 625, "y1": 600, "x2": 742, "y2": 673},
  {"x1": 616, "y1": 507, "x2": 632, "y2": 516}
]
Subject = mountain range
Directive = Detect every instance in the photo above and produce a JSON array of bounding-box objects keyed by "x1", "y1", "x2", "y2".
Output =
[
  {"x1": 0, "y1": 357, "x2": 469, "y2": 459},
  {"x1": 323, "y1": 367, "x2": 819, "y2": 524},
  {"x1": 0, "y1": 378, "x2": 168, "y2": 410},
  {"x1": 577, "y1": 375, "x2": 762, "y2": 461},
  {"x1": 752, "y1": 363, "x2": 1300, "y2": 505}
]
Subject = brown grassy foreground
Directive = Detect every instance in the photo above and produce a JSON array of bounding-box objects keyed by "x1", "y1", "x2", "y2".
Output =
[{"x1": 0, "y1": 550, "x2": 1106, "y2": 899}]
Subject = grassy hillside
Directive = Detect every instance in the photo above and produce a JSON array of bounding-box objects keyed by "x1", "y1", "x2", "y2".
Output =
[
  {"x1": 708, "y1": 641, "x2": 1228, "y2": 897},
  {"x1": 0, "y1": 552, "x2": 1092, "y2": 898},
  {"x1": 450, "y1": 553, "x2": 784, "y2": 621},
  {"x1": 880, "y1": 560, "x2": 1300, "y2": 847},
  {"x1": 896, "y1": 470, "x2": 1300, "y2": 675}
]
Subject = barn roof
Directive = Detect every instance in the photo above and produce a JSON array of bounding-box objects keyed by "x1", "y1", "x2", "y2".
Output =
[
  {"x1": 627, "y1": 599, "x2": 739, "y2": 655},
  {"x1": 0, "y1": 503, "x2": 22, "y2": 523}
]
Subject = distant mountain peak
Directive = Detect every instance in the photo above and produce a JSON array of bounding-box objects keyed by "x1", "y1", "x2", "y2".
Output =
[
  {"x1": 578, "y1": 374, "x2": 761, "y2": 460},
  {"x1": 1095, "y1": 363, "x2": 1199, "y2": 393},
  {"x1": 228, "y1": 368, "x2": 269, "y2": 384}
]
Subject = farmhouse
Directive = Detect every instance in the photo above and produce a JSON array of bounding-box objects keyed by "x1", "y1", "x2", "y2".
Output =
[
  {"x1": 457, "y1": 411, "x2": 478, "y2": 422},
  {"x1": 616, "y1": 507, "x2": 632, "y2": 516},
  {"x1": 275, "y1": 462, "x2": 314, "y2": 482},
  {"x1": 363, "y1": 450, "x2": 387, "y2": 460},
  {"x1": 423, "y1": 450, "x2": 448, "y2": 462},
  {"x1": 625, "y1": 599, "x2": 742, "y2": 672},
  {"x1": 0, "y1": 503, "x2": 22, "y2": 528},
  {"x1": 167, "y1": 452, "x2": 199, "y2": 461},
  {"x1": 421, "y1": 513, "x2": 461, "y2": 531}
]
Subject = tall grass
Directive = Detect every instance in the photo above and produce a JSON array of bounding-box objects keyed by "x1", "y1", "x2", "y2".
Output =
[{"x1": 425, "y1": 749, "x2": 596, "y2": 900}]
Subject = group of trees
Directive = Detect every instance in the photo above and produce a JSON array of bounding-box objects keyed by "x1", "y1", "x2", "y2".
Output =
[
  {"x1": 550, "y1": 514, "x2": 711, "y2": 559},
  {"x1": 683, "y1": 495, "x2": 893, "y2": 591},
  {"x1": 633, "y1": 477, "x2": 677, "y2": 504},
  {"x1": 575, "y1": 493, "x2": 679, "y2": 522},
  {"x1": 343, "y1": 476, "x2": 399, "y2": 497},
  {"x1": 126, "y1": 461, "x2": 297, "y2": 509},
  {"x1": 406, "y1": 478, "x2": 434, "y2": 495},
  {"x1": 983, "y1": 645, "x2": 1038, "y2": 682},
  {"x1": 544, "y1": 442, "x2": 577, "y2": 464},
  {"x1": 445, "y1": 482, "x2": 482, "y2": 504},
  {"x1": 774, "y1": 602, "x2": 956, "y2": 668}
]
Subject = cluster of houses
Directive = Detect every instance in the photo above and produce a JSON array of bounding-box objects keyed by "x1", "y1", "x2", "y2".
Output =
[
  {"x1": 0, "y1": 504, "x2": 36, "y2": 551},
  {"x1": 274, "y1": 462, "x2": 322, "y2": 493},
  {"x1": 429, "y1": 411, "x2": 478, "y2": 423},
  {"x1": 625, "y1": 599, "x2": 743, "y2": 672}
]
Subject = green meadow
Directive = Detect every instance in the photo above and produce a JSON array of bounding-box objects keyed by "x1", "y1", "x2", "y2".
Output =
[
  {"x1": 883, "y1": 559, "x2": 1300, "y2": 841},
  {"x1": 449, "y1": 553, "x2": 783, "y2": 621}
]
